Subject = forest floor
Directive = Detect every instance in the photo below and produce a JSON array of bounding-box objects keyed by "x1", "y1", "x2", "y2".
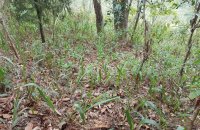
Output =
[{"x1": 0, "y1": 37, "x2": 200, "y2": 130}]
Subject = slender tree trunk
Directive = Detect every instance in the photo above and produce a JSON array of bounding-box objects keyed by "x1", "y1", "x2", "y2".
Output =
[
  {"x1": 0, "y1": 17, "x2": 20, "y2": 60},
  {"x1": 65, "y1": 1, "x2": 72, "y2": 15},
  {"x1": 129, "y1": 0, "x2": 142, "y2": 44},
  {"x1": 34, "y1": 0, "x2": 45, "y2": 43},
  {"x1": 135, "y1": 0, "x2": 152, "y2": 87},
  {"x1": 133, "y1": 0, "x2": 142, "y2": 33},
  {"x1": 127, "y1": 0, "x2": 133, "y2": 20},
  {"x1": 0, "y1": 0, "x2": 20, "y2": 60},
  {"x1": 180, "y1": 2, "x2": 200, "y2": 78},
  {"x1": 113, "y1": 0, "x2": 129, "y2": 39},
  {"x1": 93, "y1": 0, "x2": 104, "y2": 34}
]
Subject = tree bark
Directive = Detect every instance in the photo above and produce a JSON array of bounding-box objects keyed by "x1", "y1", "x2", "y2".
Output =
[
  {"x1": 34, "y1": 0, "x2": 45, "y2": 43},
  {"x1": 93, "y1": 0, "x2": 104, "y2": 34},
  {"x1": 113, "y1": 0, "x2": 129, "y2": 39}
]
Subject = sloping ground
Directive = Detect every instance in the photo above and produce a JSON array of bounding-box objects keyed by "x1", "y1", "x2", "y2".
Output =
[{"x1": 0, "y1": 42, "x2": 199, "y2": 130}]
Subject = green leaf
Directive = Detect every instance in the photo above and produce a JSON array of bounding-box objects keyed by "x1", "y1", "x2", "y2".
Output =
[
  {"x1": 0, "y1": 68, "x2": 5, "y2": 82},
  {"x1": 194, "y1": 59, "x2": 200, "y2": 65},
  {"x1": 141, "y1": 119, "x2": 160, "y2": 129},
  {"x1": 145, "y1": 101, "x2": 157, "y2": 111},
  {"x1": 74, "y1": 103, "x2": 85, "y2": 122},
  {"x1": 12, "y1": 97, "x2": 24, "y2": 127},
  {"x1": 62, "y1": 62, "x2": 73, "y2": 69},
  {"x1": 36, "y1": 87, "x2": 55, "y2": 111},
  {"x1": 22, "y1": 83, "x2": 55, "y2": 112},
  {"x1": 20, "y1": 10, "x2": 28, "y2": 17},
  {"x1": 74, "y1": 95, "x2": 120, "y2": 123},
  {"x1": 176, "y1": 126, "x2": 185, "y2": 130},
  {"x1": 0, "y1": 56, "x2": 15, "y2": 66},
  {"x1": 125, "y1": 109, "x2": 134, "y2": 130},
  {"x1": 86, "y1": 96, "x2": 120, "y2": 112},
  {"x1": 189, "y1": 89, "x2": 200, "y2": 99}
]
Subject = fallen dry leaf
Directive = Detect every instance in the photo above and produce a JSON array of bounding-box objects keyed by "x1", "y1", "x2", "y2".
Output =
[
  {"x1": 131, "y1": 100, "x2": 138, "y2": 107},
  {"x1": 89, "y1": 111, "x2": 98, "y2": 118},
  {"x1": 84, "y1": 84, "x2": 90, "y2": 88},
  {"x1": 47, "y1": 124, "x2": 53, "y2": 130},
  {"x1": 32, "y1": 126, "x2": 41, "y2": 130},
  {"x1": 28, "y1": 110, "x2": 38, "y2": 115},
  {"x1": 92, "y1": 120, "x2": 110, "y2": 129},
  {"x1": 62, "y1": 98, "x2": 70, "y2": 102},
  {"x1": 0, "y1": 97, "x2": 10, "y2": 103},
  {"x1": 93, "y1": 92, "x2": 100, "y2": 96},
  {"x1": 0, "y1": 124, "x2": 6, "y2": 129},
  {"x1": 107, "y1": 103, "x2": 114, "y2": 109},
  {"x1": 100, "y1": 107, "x2": 107, "y2": 113},
  {"x1": 25, "y1": 122, "x2": 34, "y2": 130},
  {"x1": 2, "y1": 114, "x2": 12, "y2": 119}
]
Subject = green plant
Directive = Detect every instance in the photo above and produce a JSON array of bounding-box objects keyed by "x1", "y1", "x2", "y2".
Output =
[
  {"x1": 22, "y1": 83, "x2": 56, "y2": 112},
  {"x1": 0, "y1": 67, "x2": 5, "y2": 83},
  {"x1": 132, "y1": 110, "x2": 160, "y2": 129},
  {"x1": 74, "y1": 93, "x2": 120, "y2": 123},
  {"x1": 125, "y1": 109, "x2": 134, "y2": 130},
  {"x1": 188, "y1": 76, "x2": 200, "y2": 100},
  {"x1": 116, "y1": 63, "x2": 127, "y2": 86},
  {"x1": 77, "y1": 58, "x2": 86, "y2": 84},
  {"x1": 12, "y1": 96, "x2": 27, "y2": 128},
  {"x1": 140, "y1": 118, "x2": 160, "y2": 129},
  {"x1": 188, "y1": 50, "x2": 200, "y2": 99},
  {"x1": 176, "y1": 126, "x2": 185, "y2": 130},
  {"x1": 96, "y1": 39, "x2": 105, "y2": 60}
]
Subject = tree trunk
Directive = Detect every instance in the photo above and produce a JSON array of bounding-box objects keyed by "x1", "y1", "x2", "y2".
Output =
[
  {"x1": 34, "y1": 0, "x2": 45, "y2": 43},
  {"x1": 129, "y1": 0, "x2": 142, "y2": 43},
  {"x1": 135, "y1": 0, "x2": 152, "y2": 87},
  {"x1": 0, "y1": 18, "x2": 20, "y2": 60},
  {"x1": 0, "y1": 0, "x2": 20, "y2": 60},
  {"x1": 93, "y1": 0, "x2": 104, "y2": 34},
  {"x1": 133, "y1": 0, "x2": 142, "y2": 33},
  {"x1": 113, "y1": 0, "x2": 129, "y2": 39},
  {"x1": 180, "y1": 2, "x2": 200, "y2": 78}
]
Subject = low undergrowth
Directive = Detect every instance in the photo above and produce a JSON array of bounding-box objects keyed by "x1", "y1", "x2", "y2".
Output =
[{"x1": 0, "y1": 12, "x2": 200, "y2": 130}]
